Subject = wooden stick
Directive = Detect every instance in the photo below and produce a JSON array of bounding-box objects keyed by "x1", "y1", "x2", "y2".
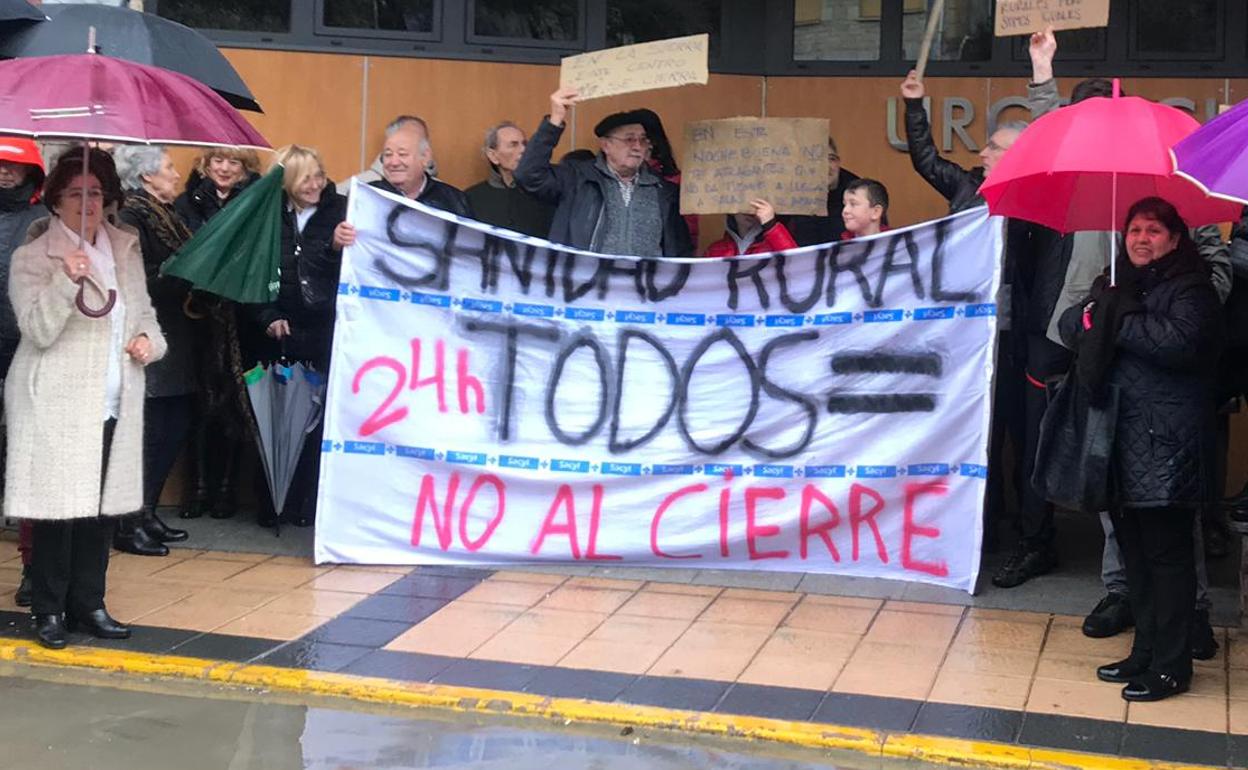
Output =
[{"x1": 915, "y1": 0, "x2": 947, "y2": 81}]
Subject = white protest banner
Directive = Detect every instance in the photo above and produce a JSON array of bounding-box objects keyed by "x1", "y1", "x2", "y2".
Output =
[
  {"x1": 559, "y1": 34, "x2": 709, "y2": 101},
  {"x1": 994, "y1": 0, "x2": 1110, "y2": 37},
  {"x1": 316, "y1": 184, "x2": 1003, "y2": 593}
]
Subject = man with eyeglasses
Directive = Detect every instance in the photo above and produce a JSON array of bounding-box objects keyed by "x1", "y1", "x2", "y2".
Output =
[{"x1": 514, "y1": 88, "x2": 693, "y2": 257}]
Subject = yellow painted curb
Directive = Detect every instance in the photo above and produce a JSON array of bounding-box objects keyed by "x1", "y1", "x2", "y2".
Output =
[{"x1": 0, "y1": 638, "x2": 1223, "y2": 770}]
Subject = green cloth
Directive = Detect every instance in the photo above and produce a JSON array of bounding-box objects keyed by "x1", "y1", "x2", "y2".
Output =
[{"x1": 161, "y1": 164, "x2": 284, "y2": 303}]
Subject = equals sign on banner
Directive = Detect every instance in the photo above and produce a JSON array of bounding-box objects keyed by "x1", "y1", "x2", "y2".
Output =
[{"x1": 825, "y1": 351, "x2": 942, "y2": 414}]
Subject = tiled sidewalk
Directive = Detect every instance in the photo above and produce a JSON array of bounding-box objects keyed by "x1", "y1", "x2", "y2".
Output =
[{"x1": 0, "y1": 539, "x2": 1244, "y2": 768}]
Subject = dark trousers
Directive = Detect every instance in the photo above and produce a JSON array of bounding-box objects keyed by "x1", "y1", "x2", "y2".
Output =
[
  {"x1": 1018, "y1": 334, "x2": 1072, "y2": 549},
  {"x1": 986, "y1": 332, "x2": 1025, "y2": 541},
  {"x1": 143, "y1": 394, "x2": 194, "y2": 507},
  {"x1": 30, "y1": 419, "x2": 116, "y2": 616},
  {"x1": 1111, "y1": 505, "x2": 1197, "y2": 680}
]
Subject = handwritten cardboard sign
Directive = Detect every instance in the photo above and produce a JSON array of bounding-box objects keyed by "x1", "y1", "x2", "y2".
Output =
[
  {"x1": 559, "y1": 34, "x2": 709, "y2": 101},
  {"x1": 994, "y1": 0, "x2": 1109, "y2": 37},
  {"x1": 680, "y1": 117, "x2": 829, "y2": 216}
]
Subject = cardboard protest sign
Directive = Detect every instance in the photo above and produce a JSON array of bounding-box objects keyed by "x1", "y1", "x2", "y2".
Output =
[
  {"x1": 316, "y1": 183, "x2": 1004, "y2": 594},
  {"x1": 995, "y1": 0, "x2": 1110, "y2": 37},
  {"x1": 559, "y1": 34, "x2": 708, "y2": 101},
  {"x1": 680, "y1": 117, "x2": 829, "y2": 216}
]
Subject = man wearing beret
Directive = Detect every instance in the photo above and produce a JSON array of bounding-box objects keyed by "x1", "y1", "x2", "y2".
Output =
[{"x1": 514, "y1": 88, "x2": 693, "y2": 257}]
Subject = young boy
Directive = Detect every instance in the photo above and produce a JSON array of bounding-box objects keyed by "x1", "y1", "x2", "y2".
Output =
[
  {"x1": 703, "y1": 198, "x2": 798, "y2": 257},
  {"x1": 841, "y1": 178, "x2": 889, "y2": 239}
]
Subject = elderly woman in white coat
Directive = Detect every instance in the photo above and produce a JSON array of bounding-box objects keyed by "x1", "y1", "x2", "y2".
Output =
[{"x1": 5, "y1": 147, "x2": 165, "y2": 649}]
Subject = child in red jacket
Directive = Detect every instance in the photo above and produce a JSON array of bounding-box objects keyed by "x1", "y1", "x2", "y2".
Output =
[
  {"x1": 841, "y1": 178, "x2": 890, "y2": 240},
  {"x1": 703, "y1": 198, "x2": 798, "y2": 257}
]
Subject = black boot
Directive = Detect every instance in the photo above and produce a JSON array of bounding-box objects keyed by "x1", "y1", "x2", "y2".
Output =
[
  {"x1": 32, "y1": 614, "x2": 66, "y2": 649},
  {"x1": 210, "y1": 449, "x2": 238, "y2": 520},
  {"x1": 113, "y1": 514, "x2": 169, "y2": 557},
  {"x1": 66, "y1": 608, "x2": 130, "y2": 639},
  {"x1": 1191, "y1": 608, "x2": 1219, "y2": 660},
  {"x1": 141, "y1": 506, "x2": 188, "y2": 543},
  {"x1": 14, "y1": 566, "x2": 31, "y2": 608}
]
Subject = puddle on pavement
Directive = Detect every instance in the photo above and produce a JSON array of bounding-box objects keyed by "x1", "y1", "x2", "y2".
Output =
[{"x1": 0, "y1": 662, "x2": 947, "y2": 770}]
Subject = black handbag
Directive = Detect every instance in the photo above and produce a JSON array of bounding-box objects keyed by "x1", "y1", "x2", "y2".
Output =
[{"x1": 1030, "y1": 374, "x2": 1120, "y2": 514}]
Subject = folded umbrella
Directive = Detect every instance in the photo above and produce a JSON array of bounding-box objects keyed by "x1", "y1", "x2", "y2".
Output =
[
  {"x1": 244, "y1": 361, "x2": 326, "y2": 533},
  {"x1": 0, "y1": 3, "x2": 260, "y2": 112}
]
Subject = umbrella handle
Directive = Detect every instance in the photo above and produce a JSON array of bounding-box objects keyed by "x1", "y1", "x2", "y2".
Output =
[{"x1": 75, "y1": 278, "x2": 116, "y2": 318}]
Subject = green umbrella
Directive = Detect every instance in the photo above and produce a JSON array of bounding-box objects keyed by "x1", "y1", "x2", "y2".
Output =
[{"x1": 161, "y1": 164, "x2": 284, "y2": 303}]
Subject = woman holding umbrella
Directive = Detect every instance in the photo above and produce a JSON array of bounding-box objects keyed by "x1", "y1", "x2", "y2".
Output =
[
  {"x1": 244, "y1": 144, "x2": 347, "y2": 527},
  {"x1": 1058, "y1": 197, "x2": 1222, "y2": 702},
  {"x1": 6, "y1": 147, "x2": 165, "y2": 649},
  {"x1": 175, "y1": 147, "x2": 261, "y2": 522}
]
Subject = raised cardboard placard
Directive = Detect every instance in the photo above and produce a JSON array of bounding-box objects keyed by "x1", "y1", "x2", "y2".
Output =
[
  {"x1": 559, "y1": 34, "x2": 709, "y2": 101},
  {"x1": 994, "y1": 0, "x2": 1110, "y2": 37},
  {"x1": 681, "y1": 117, "x2": 829, "y2": 216}
]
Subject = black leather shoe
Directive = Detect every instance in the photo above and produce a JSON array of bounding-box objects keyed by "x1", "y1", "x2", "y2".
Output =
[
  {"x1": 209, "y1": 487, "x2": 236, "y2": 520},
  {"x1": 141, "y1": 509, "x2": 188, "y2": 543},
  {"x1": 113, "y1": 515, "x2": 169, "y2": 557},
  {"x1": 991, "y1": 543, "x2": 1057, "y2": 588},
  {"x1": 67, "y1": 608, "x2": 130, "y2": 639},
  {"x1": 14, "y1": 567, "x2": 31, "y2": 608},
  {"x1": 33, "y1": 614, "x2": 67, "y2": 649},
  {"x1": 1191, "y1": 608, "x2": 1220, "y2": 661},
  {"x1": 1122, "y1": 671, "x2": 1189, "y2": 702},
  {"x1": 1097, "y1": 655, "x2": 1151, "y2": 683},
  {"x1": 1083, "y1": 593, "x2": 1133, "y2": 638}
]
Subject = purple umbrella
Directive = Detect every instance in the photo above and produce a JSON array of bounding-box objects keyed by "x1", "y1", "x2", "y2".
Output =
[{"x1": 1172, "y1": 102, "x2": 1248, "y2": 206}]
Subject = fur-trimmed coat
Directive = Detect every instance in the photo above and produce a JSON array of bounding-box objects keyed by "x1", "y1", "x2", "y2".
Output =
[{"x1": 4, "y1": 218, "x2": 166, "y2": 520}]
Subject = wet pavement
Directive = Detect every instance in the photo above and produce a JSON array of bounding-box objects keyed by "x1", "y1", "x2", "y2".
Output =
[{"x1": 0, "y1": 662, "x2": 942, "y2": 770}]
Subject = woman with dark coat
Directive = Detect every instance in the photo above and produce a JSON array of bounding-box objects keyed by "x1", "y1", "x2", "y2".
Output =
[
  {"x1": 245, "y1": 144, "x2": 348, "y2": 527},
  {"x1": 1059, "y1": 197, "x2": 1223, "y2": 702},
  {"x1": 113, "y1": 145, "x2": 197, "y2": 557},
  {"x1": 174, "y1": 148, "x2": 261, "y2": 521}
]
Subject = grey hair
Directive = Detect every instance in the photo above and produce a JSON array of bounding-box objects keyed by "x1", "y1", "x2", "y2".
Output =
[
  {"x1": 482, "y1": 120, "x2": 520, "y2": 155},
  {"x1": 385, "y1": 114, "x2": 429, "y2": 138},
  {"x1": 995, "y1": 120, "x2": 1029, "y2": 135},
  {"x1": 382, "y1": 115, "x2": 437, "y2": 176},
  {"x1": 113, "y1": 145, "x2": 168, "y2": 192}
]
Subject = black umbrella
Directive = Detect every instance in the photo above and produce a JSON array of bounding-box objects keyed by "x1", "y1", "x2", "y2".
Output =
[
  {"x1": 0, "y1": 0, "x2": 45, "y2": 25},
  {"x1": 0, "y1": 3, "x2": 261, "y2": 112}
]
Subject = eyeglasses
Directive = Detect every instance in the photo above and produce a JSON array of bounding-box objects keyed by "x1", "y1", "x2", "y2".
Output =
[{"x1": 606, "y1": 134, "x2": 651, "y2": 148}]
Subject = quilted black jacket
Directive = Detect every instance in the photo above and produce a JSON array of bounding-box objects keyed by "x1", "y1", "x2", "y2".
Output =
[{"x1": 1058, "y1": 249, "x2": 1223, "y2": 507}]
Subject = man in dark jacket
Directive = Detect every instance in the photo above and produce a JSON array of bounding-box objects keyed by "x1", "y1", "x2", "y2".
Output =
[
  {"x1": 369, "y1": 122, "x2": 472, "y2": 216},
  {"x1": 514, "y1": 88, "x2": 693, "y2": 257},
  {"x1": 900, "y1": 69, "x2": 1033, "y2": 564},
  {"x1": 467, "y1": 121, "x2": 554, "y2": 238},
  {"x1": 335, "y1": 121, "x2": 472, "y2": 249},
  {"x1": 783, "y1": 136, "x2": 861, "y2": 246}
]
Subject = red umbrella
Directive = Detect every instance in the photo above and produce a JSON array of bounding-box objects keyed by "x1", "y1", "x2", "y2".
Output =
[
  {"x1": 0, "y1": 53, "x2": 266, "y2": 148},
  {"x1": 0, "y1": 46, "x2": 268, "y2": 315},
  {"x1": 979, "y1": 83, "x2": 1239, "y2": 282}
]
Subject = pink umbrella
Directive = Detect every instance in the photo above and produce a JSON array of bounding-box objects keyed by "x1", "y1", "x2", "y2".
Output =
[
  {"x1": 979, "y1": 83, "x2": 1239, "y2": 283},
  {"x1": 0, "y1": 44, "x2": 268, "y2": 315}
]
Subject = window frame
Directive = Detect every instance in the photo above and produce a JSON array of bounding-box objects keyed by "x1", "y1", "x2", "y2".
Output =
[
  {"x1": 1127, "y1": 0, "x2": 1226, "y2": 62},
  {"x1": 465, "y1": 0, "x2": 587, "y2": 50},
  {"x1": 314, "y1": 0, "x2": 444, "y2": 43}
]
